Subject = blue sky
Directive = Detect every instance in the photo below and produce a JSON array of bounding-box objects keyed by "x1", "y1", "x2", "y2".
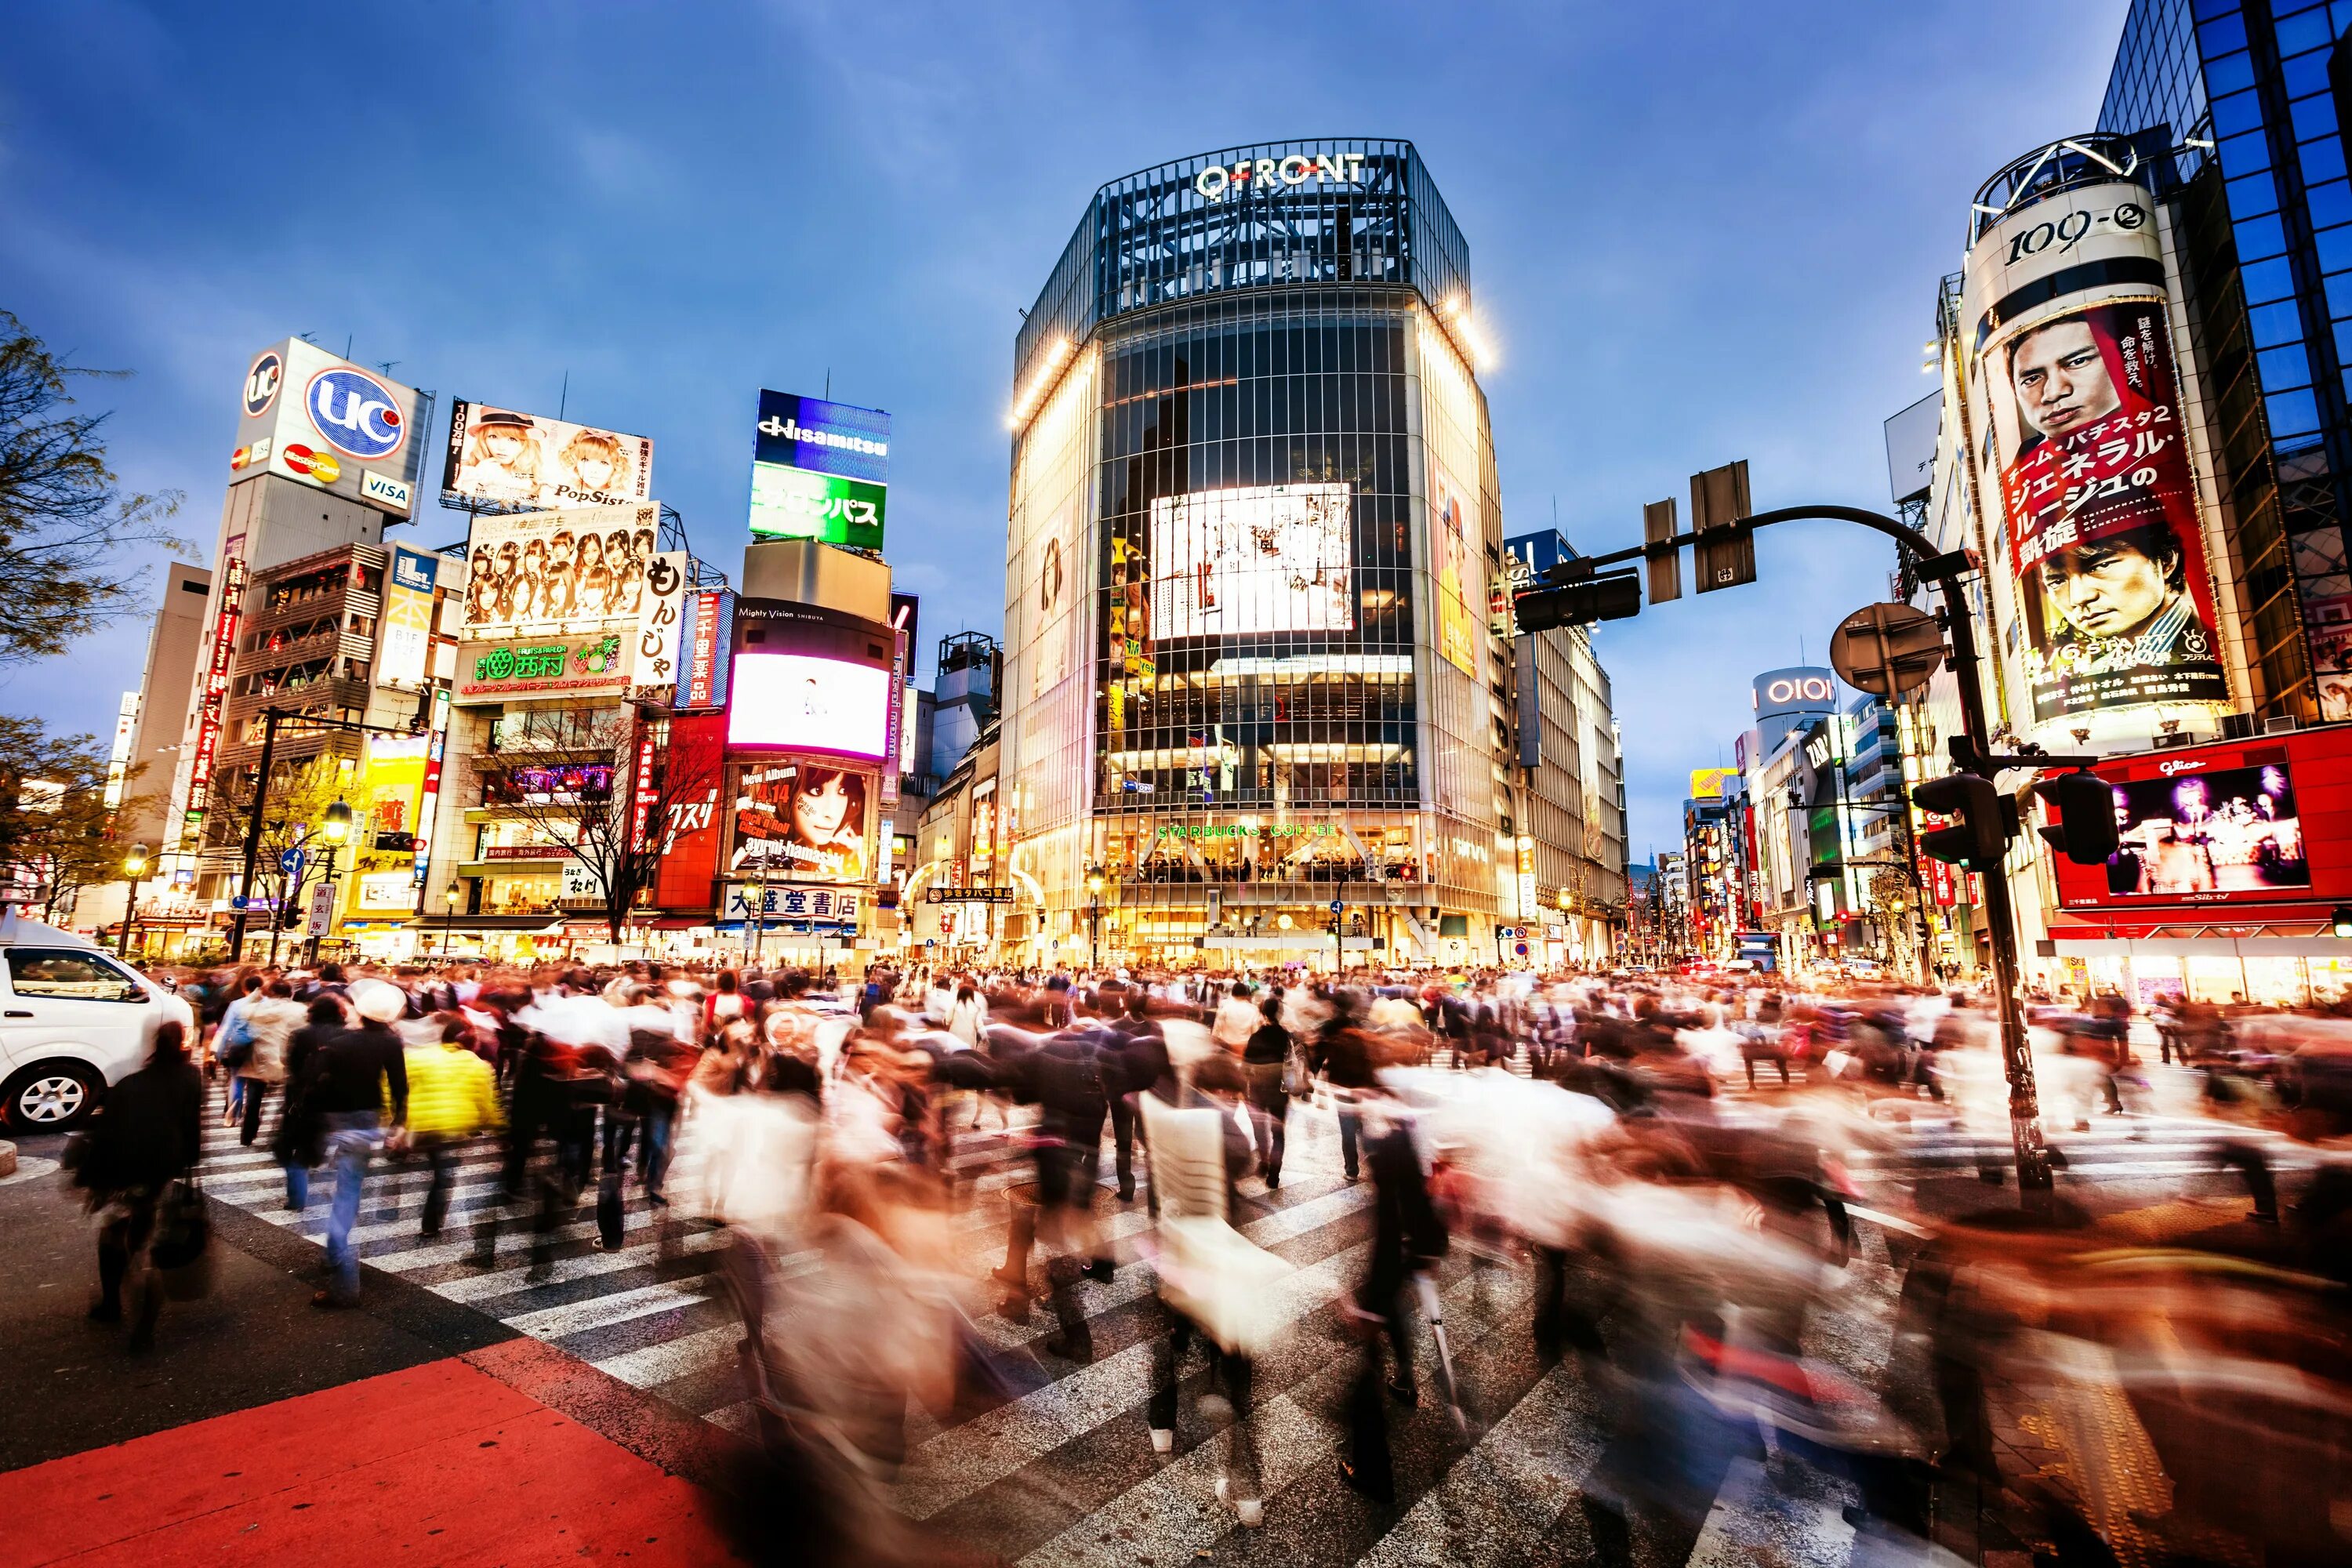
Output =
[{"x1": 1, "y1": 0, "x2": 2126, "y2": 862}]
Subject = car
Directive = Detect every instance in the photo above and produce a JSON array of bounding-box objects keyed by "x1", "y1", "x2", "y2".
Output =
[{"x1": 0, "y1": 911, "x2": 196, "y2": 1132}]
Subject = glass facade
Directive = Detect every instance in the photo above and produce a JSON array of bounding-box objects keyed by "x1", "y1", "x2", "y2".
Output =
[
  {"x1": 1002, "y1": 142, "x2": 1512, "y2": 967},
  {"x1": 2102, "y1": 0, "x2": 2352, "y2": 717}
]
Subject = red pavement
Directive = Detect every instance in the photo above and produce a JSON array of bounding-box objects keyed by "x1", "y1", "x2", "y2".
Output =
[{"x1": 1, "y1": 1353, "x2": 748, "y2": 1567}]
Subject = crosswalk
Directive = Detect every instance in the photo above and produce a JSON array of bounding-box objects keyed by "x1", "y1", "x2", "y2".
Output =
[{"x1": 192, "y1": 1065, "x2": 2277, "y2": 1566}]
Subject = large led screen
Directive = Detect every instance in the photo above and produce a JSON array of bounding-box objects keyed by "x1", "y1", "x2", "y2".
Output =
[
  {"x1": 1148, "y1": 482, "x2": 1353, "y2": 640},
  {"x1": 2103, "y1": 760, "x2": 2308, "y2": 898},
  {"x1": 726, "y1": 652, "x2": 892, "y2": 759}
]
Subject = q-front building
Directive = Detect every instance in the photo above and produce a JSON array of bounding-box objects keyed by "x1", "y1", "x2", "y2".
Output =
[{"x1": 993, "y1": 139, "x2": 1595, "y2": 970}]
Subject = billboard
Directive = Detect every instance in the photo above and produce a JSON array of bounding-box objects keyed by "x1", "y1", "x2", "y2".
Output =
[
  {"x1": 2051, "y1": 728, "x2": 2352, "y2": 915},
  {"x1": 459, "y1": 503, "x2": 661, "y2": 641},
  {"x1": 630, "y1": 551, "x2": 689, "y2": 700},
  {"x1": 747, "y1": 390, "x2": 890, "y2": 550},
  {"x1": 1690, "y1": 767, "x2": 1739, "y2": 800},
  {"x1": 677, "y1": 589, "x2": 736, "y2": 711},
  {"x1": 1147, "y1": 483, "x2": 1352, "y2": 640},
  {"x1": 441, "y1": 401, "x2": 654, "y2": 510},
  {"x1": 726, "y1": 652, "x2": 893, "y2": 760},
  {"x1": 728, "y1": 760, "x2": 873, "y2": 882},
  {"x1": 230, "y1": 339, "x2": 425, "y2": 517},
  {"x1": 2100, "y1": 759, "x2": 2307, "y2": 898},
  {"x1": 1961, "y1": 175, "x2": 2231, "y2": 736},
  {"x1": 1883, "y1": 390, "x2": 1940, "y2": 507},
  {"x1": 379, "y1": 547, "x2": 438, "y2": 690}
]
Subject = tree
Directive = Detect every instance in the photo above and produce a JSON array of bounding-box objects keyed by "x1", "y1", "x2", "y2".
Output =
[
  {"x1": 474, "y1": 710, "x2": 723, "y2": 942},
  {"x1": 0, "y1": 716, "x2": 148, "y2": 924},
  {"x1": 208, "y1": 757, "x2": 354, "y2": 953},
  {"x1": 0, "y1": 311, "x2": 187, "y2": 665}
]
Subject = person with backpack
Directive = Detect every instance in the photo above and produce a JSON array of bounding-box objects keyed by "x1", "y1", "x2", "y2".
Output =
[
  {"x1": 231, "y1": 979, "x2": 307, "y2": 1146},
  {"x1": 73, "y1": 1019, "x2": 203, "y2": 1351},
  {"x1": 274, "y1": 995, "x2": 350, "y2": 1211}
]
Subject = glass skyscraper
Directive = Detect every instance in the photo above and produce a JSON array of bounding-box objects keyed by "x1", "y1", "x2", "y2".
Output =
[
  {"x1": 2102, "y1": 0, "x2": 2352, "y2": 717},
  {"x1": 999, "y1": 140, "x2": 1524, "y2": 967}
]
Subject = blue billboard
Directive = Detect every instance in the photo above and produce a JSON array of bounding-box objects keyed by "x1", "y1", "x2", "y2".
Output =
[{"x1": 753, "y1": 390, "x2": 890, "y2": 485}]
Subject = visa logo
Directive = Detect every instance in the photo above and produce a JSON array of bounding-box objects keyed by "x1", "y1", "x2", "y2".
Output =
[{"x1": 361, "y1": 470, "x2": 412, "y2": 510}]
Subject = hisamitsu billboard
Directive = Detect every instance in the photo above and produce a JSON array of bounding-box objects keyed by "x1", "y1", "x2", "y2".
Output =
[{"x1": 753, "y1": 391, "x2": 890, "y2": 485}]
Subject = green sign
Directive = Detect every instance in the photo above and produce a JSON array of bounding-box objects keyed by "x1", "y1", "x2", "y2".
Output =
[
  {"x1": 749, "y1": 460, "x2": 886, "y2": 550},
  {"x1": 465, "y1": 633, "x2": 622, "y2": 691},
  {"x1": 1156, "y1": 823, "x2": 1338, "y2": 840}
]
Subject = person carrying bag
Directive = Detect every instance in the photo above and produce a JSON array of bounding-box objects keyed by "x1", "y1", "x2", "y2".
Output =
[{"x1": 71, "y1": 1019, "x2": 205, "y2": 1349}]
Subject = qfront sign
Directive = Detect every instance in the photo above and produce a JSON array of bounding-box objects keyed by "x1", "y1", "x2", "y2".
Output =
[{"x1": 1194, "y1": 151, "x2": 1367, "y2": 203}]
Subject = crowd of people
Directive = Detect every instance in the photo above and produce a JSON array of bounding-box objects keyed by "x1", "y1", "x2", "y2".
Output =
[{"x1": 59, "y1": 953, "x2": 2352, "y2": 1565}]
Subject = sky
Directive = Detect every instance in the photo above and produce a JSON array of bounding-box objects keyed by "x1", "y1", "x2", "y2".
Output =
[{"x1": 0, "y1": 0, "x2": 2129, "y2": 863}]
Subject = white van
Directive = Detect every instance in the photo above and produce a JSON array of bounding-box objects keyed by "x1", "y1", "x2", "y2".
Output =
[{"x1": 0, "y1": 910, "x2": 197, "y2": 1131}]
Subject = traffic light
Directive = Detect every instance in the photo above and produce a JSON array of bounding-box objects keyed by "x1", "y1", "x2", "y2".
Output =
[
  {"x1": 2032, "y1": 770, "x2": 2120, "y2": 866},
  {"x1": 2333, "y1": 905, "x2": 2352, "y2": 940},
  {"x1": 1514, "y1": 570, "x2": 1641, "y2": 630},
  {"x1": 1911, "y1": 772, "x2": 2009, "y2": 871},
  {"x1": 1691, "y1": 460, "x2": 1756, "y2": 593}
]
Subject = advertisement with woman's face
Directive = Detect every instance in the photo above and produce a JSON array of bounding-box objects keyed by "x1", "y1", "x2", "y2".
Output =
[
  {"x1": 730, "y1": 760, "x2": 870, "y2": 882},
  {"x1": 1989, "y1": 299, "x2": 2229, "y2": 725}
]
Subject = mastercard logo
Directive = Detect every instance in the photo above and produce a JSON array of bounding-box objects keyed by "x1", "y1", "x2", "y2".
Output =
[{"x1": 282, "y1": 444, "x2": 342, "y2": 485}]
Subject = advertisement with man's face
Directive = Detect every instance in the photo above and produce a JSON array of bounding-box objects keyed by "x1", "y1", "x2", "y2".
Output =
[
  {"x1": 441, "y1": 401, "x2": 655, "y2": 510},
  {"x1": 730, "y1": 760, "x2": 871, "y2": 882},
  {"x1": 1990, "y1": 299, "x2": 2227, "y2": 723}
]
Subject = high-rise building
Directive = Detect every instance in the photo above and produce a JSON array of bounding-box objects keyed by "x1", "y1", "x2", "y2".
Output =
[
  {"x1": 1898, "y1": 2, "x2": 2352, "y2": 1001},
  {"x1": 2102, "y1": 0, "x2": 2352, "y2": 722},
  {"x1": 998, "y1": 140, "x2": 1552, "y2": 969},
  {"x1": 1505, "y1": 528, "x2": 1629, "y2": 965}
]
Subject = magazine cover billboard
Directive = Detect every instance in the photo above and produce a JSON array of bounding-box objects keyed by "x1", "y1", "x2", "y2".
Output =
[
  {"x1": 441, "y1": 401, "x2": 655, "y2": 510},
  {"x1": 459, "y1": 503, "x2": 661, "y2": 641},
  {"x1": 728, "y1": 760, "x2": 873, "y2": 882},
  {"x1": 1962, "y1": 174, "x2": 2231, "y2": 734}
]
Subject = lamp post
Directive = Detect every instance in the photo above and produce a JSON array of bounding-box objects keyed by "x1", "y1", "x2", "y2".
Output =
[
  {"x1": 442, "y1": 880, "x2": 463, "y2": 960},
  {"x1": 1085, "y1": 867, "x2": 1105, "y2": 973},
  {"x1": 307, "y1": 798, "x2": 352, "y2": 965},
  {"x1": 118, "y1": 843, "x2": 149, "y2": 958}
]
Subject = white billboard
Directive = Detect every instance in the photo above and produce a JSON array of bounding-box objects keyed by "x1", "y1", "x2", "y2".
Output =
[
  {"x1": 459, "y1": 503, "x2": 662, "y2": 642},
  {"x1": 1148, "y1": 482, "x2": 1353, "y2": 640},
  {"x1": 442, "y1": 400, "x2": 655, "y2": 510},
  {"x1": 230, "y1": 339, "x2": 425, "y2": 517}
]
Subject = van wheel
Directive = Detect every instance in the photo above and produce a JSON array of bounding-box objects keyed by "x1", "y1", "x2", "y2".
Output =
[{"x1": 2, "y1": 1063, "x2": 101, "y2": 1132}]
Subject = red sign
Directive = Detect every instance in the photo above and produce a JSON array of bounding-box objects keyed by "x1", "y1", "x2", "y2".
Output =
[
  {"x1": 627, "y1": 724, "x2": 659, "y2": 853},
  {"x1": 2049, "y1": 725, "x2": 2352, "y2": 917},
  {"x1": 653, "y1": 712, "x2": 728, "y2": 909},
  {"x1": 179, "y1": 546, "x2": 247, "y2": 851}
]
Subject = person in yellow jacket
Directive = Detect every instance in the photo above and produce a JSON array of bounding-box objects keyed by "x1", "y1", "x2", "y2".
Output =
[{"x1": 396, "y1": 1017, "x2": 503, "y2": 1239}]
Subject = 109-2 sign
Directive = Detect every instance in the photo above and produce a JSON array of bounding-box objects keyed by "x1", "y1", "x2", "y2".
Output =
[{"x1": 2005, "y1": 200, "x2": 2146, "y2": 266}]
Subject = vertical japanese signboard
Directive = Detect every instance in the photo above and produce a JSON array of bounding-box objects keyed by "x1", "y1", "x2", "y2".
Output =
[{"x1": 180, "y1": 542, "x2": 247, "y2": 852}]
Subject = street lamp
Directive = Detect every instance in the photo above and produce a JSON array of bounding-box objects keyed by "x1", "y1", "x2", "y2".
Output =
[
  {"x1": 442, "y1": 880, "x2": 463, "y2": 960},
  {"x1": 1084, "y1": 866, "x2": 1105, "y2": 972},
  {"x1": 118, "y1": 843, "x2": 149, "y2": 958},
  {"x1": 307, "y1": 799, "x2": 353, "y2": 964}
]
